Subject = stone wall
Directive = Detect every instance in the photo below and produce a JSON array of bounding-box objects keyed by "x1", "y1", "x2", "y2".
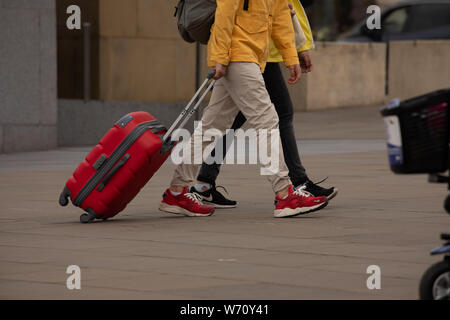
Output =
[
  {"x1": 58, "y1": 99, "x2": 196, "y2": 147},
  {"x1": 281, "y1": 40, "x2": 450, "y2": 111},
  {"x1": 98, "y1": 0, "x2": 200, "y2": 103},
  {"x1": 281, "y1": 42, "x2": 387, "y2": 111},
  {"x1": 0, "y1": 0, "x2": 57, "y2": 153},
  {"x1": 388, "y1": 40, "x2": 450, "y2": 101}
]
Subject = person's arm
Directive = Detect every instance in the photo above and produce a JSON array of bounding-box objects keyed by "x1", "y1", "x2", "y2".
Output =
[
  {"x1": 295, "y1": 0, "x2": 314, "y2": 52},
  {"x1": 209, "y1": 0, "x2": 240, "y2": 79},
  {"x1": 272, "y1": 0, "x2": 299, "y2": 67},
  {"x1": 291, "y1": 1, "x2": 314, "y2": 72},
  {"x1": 272, "y1": 0, "x2": 301, "y2": 84}
]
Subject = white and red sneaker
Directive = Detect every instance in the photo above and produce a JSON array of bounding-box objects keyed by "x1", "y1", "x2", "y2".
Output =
[
  {"x1": 159, "y1": 186, "x2": 215, "y2": 217},
  {"x1": 274, "y1": 185, "x2": 328, "y2": 218}
]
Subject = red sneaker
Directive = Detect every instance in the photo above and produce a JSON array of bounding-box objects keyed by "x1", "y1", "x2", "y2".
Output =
[
  {"x1": 159, "y1": 186, "x2": 215, "y2": 217},
  {"x1": 274, "y1": 185, "x2": 328, "y2": 218}
]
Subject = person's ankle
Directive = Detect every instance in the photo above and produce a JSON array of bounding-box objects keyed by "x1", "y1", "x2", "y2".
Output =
[
  {"x1": 276, "y1": 186, "x2": 290, "y2": 199},
  {"x1": 170, "y1": 186, "x2": 185, "y2": 194}
]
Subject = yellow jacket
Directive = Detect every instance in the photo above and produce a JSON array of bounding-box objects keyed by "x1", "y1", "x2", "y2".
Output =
[
  {"x1": 268, "y1": 0, "x2": 314, "y2": 62},
  {"x1": 207, "y1": 0, "x2": 299, "y2": 73}
]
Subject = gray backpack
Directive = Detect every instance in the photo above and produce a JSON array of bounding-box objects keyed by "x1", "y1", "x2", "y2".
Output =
[{"x1": 175, "y1": 0, "x2": 249, "y2": 45}]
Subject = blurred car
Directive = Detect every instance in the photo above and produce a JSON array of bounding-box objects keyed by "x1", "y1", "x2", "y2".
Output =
[{"x1": 341, "y1": 0, "x2": 450, "y2": 42}]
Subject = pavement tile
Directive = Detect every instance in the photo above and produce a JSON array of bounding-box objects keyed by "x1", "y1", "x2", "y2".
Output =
[{"x1": 0, "y1": 106, "x2": 448, "y2": 299}]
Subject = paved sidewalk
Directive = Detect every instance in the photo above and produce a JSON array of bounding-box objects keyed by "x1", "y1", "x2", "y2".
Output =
[{"x1": 0, "y1": 105, "x2": 448, "y2": 299}]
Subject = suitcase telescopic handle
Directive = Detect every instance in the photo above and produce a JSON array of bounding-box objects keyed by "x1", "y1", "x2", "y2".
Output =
[{"x1": 163, "y1": 70, "x2": 216, "y2": 143}]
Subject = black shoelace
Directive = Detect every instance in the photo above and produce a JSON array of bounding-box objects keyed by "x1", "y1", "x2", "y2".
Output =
[{"x1": 306, "y1": 177, "x2": 330, "y2": 194}]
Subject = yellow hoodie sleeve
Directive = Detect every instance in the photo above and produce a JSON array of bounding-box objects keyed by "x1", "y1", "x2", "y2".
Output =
[
  {"x1": 295, "y1": 0, "x2": 314, "y2": 52},
  {"x1": 207, "y1": 0, "x2": 241, "y2": 66},
  {"x1": 268, "y1": 0, "x2": 314, "y2": 63},
  {"x1": 271, "y1": 0, "x2": 300, "y2": 67}
]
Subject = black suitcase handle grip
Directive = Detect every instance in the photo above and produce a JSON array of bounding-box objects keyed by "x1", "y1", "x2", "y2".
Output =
[
  {"x1": 207, "y1": 70, "x2": 216, "y2": 79},
  {"x1": 97, "y1": 154, "x2": 131, "y2": 192}
]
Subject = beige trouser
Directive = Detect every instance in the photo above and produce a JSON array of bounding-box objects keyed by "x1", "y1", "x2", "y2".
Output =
[{"x1": 170, "y1": 62, "x2": 291, "y2": 193}]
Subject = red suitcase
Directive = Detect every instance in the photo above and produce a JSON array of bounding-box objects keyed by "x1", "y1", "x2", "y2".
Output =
[{"x1": 59, "y1": 71, "x2": 216, "y2": 223}]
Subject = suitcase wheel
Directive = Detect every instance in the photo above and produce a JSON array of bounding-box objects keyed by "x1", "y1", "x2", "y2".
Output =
[
  {"x1": 59, "y1": 187, "x2": 72, "y2": 207},
  {"x1": 80, "y1": 213, "x2": 95, "y2": 224},
  {"x1": 80, "y1": 209, "x2": 102, "y2": 223}
]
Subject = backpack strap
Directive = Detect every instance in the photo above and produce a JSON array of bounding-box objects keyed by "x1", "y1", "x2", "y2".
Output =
[{"x1": 244, "y1": 0, "x2": 249, "y2": 11}]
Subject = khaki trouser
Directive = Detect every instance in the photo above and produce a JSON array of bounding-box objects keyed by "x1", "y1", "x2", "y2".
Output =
[{"x1": 170, "y1": 62, "x2": 291, "y2": 193}]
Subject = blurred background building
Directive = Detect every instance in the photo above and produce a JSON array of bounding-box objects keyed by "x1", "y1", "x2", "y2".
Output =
[
  {"x1": 57, "y1": 0, "x2": 405, "y2": 102},
  {"x1": 1, "y1": 0, "x2": 449, "y2": 153},
  {"x1": 305, "y1": 0, "x2": 400, "y2": 40}
]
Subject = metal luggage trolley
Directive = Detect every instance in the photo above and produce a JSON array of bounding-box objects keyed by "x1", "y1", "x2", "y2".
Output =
[{"x1": 381, "y1": 89, "x2": 450, "y2": 300}]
